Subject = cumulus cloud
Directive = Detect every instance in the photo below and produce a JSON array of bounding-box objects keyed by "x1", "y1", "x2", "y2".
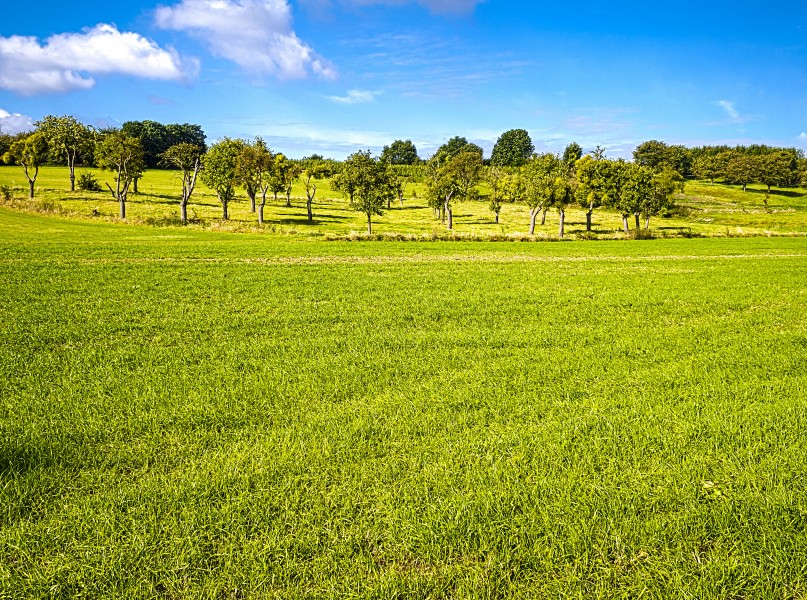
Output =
[
  {"x1": 799, "y1": 132, "x2": 807, "y2": 141},
  {"x1": 155, "y1": 0, "x2": 336, "y2": 79},
  {"x1": 0, "y1": 24, "x2": 198, "y2": 95},
  {"x1": 326, "y1": 89, "x2": 380, "y2": 104},
  {"x1": 0, "y1": 109, "x2": 34, "y2": 134}
]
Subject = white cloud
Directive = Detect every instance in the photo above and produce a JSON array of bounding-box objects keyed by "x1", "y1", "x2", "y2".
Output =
[
  {"x1": 326, "y1": 89, "x2": 380, "y2": 104},
  {"x1": 155, "y1": 0, "x2": 336, "y2": 79},
  {"x1": 799, "y1": 132, "x2": 807, "y2": 141},
  {"x1": 0, "y1": 109, "x2": 34, "y2": 134},
  {"x1": 717, "y1": 100, "x2": 739, "y2": 120},
  {"x1": 0, "y1": 24, "x2": 198, "y2": 95},
  {"x1": 316, "y1": 0, "x2": 483, "y2": 15}
]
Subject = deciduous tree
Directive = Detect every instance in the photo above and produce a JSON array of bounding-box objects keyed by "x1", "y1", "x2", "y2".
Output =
[
  {"x1": 490, "y1": 129, "x2": 534, "y2": 167},
  {"x1": 381, "y1": 140, "x2": 419, "y2": 165},
  {"x1": 2, "y1": 132, "x2": 49, "y2": 199},
  {"x1": 95, "y1": 131, "x2": 145, "y2": 219},
  {"x1": 161, "y1": 142, "x2": 204, "y2": 224},
  {"x1": 201, "y1": 138, "x2": 244, "y2": 220},
  {"x1": 36, "y1": 115, "x2": 94, "y2": 192}
]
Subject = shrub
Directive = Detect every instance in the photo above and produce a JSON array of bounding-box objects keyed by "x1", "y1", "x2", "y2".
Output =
[
  {"x1": 0, "y1": 184, "x2": 13, "y2": 202},
  {"x1": 77, "y1": 172, "x2": 102, "y2": 192}
]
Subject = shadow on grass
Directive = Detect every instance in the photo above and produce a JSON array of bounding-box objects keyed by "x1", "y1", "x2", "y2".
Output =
[{"x1": 743, "y1": 188, "x2": 806, "y2": 199}]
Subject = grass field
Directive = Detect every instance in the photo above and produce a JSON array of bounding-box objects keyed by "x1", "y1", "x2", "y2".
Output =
[
  {"x1": 1, "y1": 207, "x2": 807, "y2": 598},
  {"x1": 2, "y1": 165, "x2": 807, "y2": 239}
]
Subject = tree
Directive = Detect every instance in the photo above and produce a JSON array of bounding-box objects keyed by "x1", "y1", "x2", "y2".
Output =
[
  {"x1": 335, "y1": 150, "x2": 392, "y2": 234},
  {"x1": 161, "y1": 142, "x2": 204, "y2": 224},
  {"x1": 267, "y1": 153, "x2": 295, "y2": 205},
  {"x1": 236, "y1": 137, "x2": 274, "y2": 218},
  {"x1": 422, "y1": 151, "x2": 481, "y2": 229},
  {"x1": 486, "y1": 167, "x2": 506, "y2": 224},
  {"x1": 381, "y1": 140, "x2": 419, "y2": 165},
  {"x1": 490, "y1": 129, "x2": 534, "y2": 167},
  {"x1": 642, "y1": 167, "x2": 683, "y2": 228},
  {"x1": 692, "y1": 153, "x2": 725, "y2": 183},
  {"x1": 201, "y1": 138, "x2": 244, "y2": 220},
  {"x1": 575, "y1": 155, "x2": 611, "y2": 232},
  {"x1": 2, "y1": 132, "x2": 49, "y2": 199},
  {"x1": 758, "y1": 151, "x2": 795, "y2": 206},
  {"x1": 724, "y1": 152, "x2": 759, "y2": 192},
  {"x1": 523, "y1": 153, "x2": 561, "y2": 235},
  {"x1": 300, "y1": 158, "x2": 334, "y2": 222},
  {"x1": 609, "y1": 161, "x2": 652, "y2": 233},
  {"x1": 562, "y1": 142, "x2": 583, "y2": 168},
  {"x1": 95, "y1": 131, "x2": 145, "y2": 219},
  {"x1": 434, "y1": 136, "x2": 483, "y2": 163},
  {"x1": 36, "y1": 115, "x2": 94, "y2": 192},
  {"x1": 633, "y1": 140, "x2": 670, "y2": 171}
]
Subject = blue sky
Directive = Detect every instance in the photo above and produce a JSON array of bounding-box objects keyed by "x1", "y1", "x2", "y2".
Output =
[{"x1": 1, "y1": 0, "x2": 805, "y2": 159}]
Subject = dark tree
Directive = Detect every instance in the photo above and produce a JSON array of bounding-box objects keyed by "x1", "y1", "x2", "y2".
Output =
[
  {"x1": 490, "y1": 129, "x2": 534, "y2": 167},
  {"x1": 381, "y1": 139, "x2": 419, "y2": 165},
  {"x1": 434, "y1": 136, "x2": 483, "y2": 163}
]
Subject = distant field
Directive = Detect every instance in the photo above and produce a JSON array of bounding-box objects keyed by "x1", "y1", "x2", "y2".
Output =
[
  {"x1": 1, "y1": 208, "x2": 806, "y2": 597},
  {"x1": 2, "y1": 165, "x2": 806, "y2": 238}
]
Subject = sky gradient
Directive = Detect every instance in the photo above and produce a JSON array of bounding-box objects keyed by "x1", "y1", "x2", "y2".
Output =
[{"x1": 1, "y1": 0, "x2": 805, "y2": 159}]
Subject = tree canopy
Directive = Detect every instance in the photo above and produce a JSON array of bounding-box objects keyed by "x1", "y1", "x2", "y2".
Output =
[
  {"x1": 381, "y1": 140, "x2": 419, "y2": 165},
  {"x1": 490, "y1": 129, "x2": 534, "y2": 167}
]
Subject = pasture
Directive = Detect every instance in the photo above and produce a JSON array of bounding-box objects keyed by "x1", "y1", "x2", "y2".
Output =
[
  {"x1": 2, "y1": 165, "x2": 807, "y2": 238},
  {"x1": 1, "y1": 206, "x2": 806, "y2": 597}
]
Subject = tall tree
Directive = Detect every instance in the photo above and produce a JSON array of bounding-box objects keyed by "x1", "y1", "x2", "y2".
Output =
[
  {"x1": 236, "y1": 137, "x2": 274, "y2": 218},
  {"x1": 380, "y1": 140, "x2": 419, "y2": 165},
  {"x1": 641, "y1": 167, "x2": 682, "y2": 229},
  {"x1": 161, "y1": 142, "x2": 204, "y2": 224},
  {"x1": 2, "y1": 132, "x2": 49, "y2": 199},
  {"x1": 423, "y1": 151, "x2": 482, "y2": 229},
  {"x1": 575, "y1": 155, "x2": 612, "y2": 232},
  {"x1": 36, "y1": 115, "x2": 94, "y2": 192},
  {"x1": 523, "y1": 153, "x2": 560, "y2": 234},
  {"x1": 486, "y1": 167, "x2": 506, "y2": 224},
  {"x1": 95, "y1": 131, "x2": 145, "y2": 219},
  {"x1": 490, "y1": 129, "x2": 534, "y2": 167},
  {"x1": 300, "y1": 158, "x2": 334, "y2": 222},
  {"x1": 201, "y1": 138, "x2": 244, "y2": 220},
  {"x1": 562, "y1": 142, "x2": 583, "y2": 168},
  {"x1": 724, "y1": 152, "x2": 759, "y2": 192}
]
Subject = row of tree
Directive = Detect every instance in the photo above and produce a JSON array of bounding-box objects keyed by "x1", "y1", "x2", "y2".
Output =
[{"x1": 3, "y1": 115, "x2": 806, "y2": 234}]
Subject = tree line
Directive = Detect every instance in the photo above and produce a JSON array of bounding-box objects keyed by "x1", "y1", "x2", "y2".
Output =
[{"x1": 3, "y1": 117, "x2": 806, "y2": 234}]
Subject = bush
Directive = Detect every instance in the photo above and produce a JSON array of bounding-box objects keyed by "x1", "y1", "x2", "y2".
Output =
[
  {"x1": 77, "y1": 172, "x2": 102, "y2": 192},
  {"x1": 0, "y1": 184, "x2": 13, "y2": 202}
]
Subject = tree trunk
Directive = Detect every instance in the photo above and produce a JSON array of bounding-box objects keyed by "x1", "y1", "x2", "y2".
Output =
[
  {"x1": 586, "y1": 210, "x2": 592, "y2": 232},
  {"x1": 447, "y1": 207, "x2": 453, "y2": 230},
  {"x1": 180, "y1": 200, "x2": 188, "y2": 224},
  {"x1": 28, "y1": 179, "x2": 35, "y2": 200},
  {"x1": 119, "y1": 197, "x2": 126, "y2": 219},
  {"x1": 258, "y1": 204, "x2": 264, "y2": 225},
  {"x1": 541, "y1": 208, "x2": 547, "y2": 226},
  {"x1": 367, "y1": 213, "x2": 372, "y2": 235},
  {"x1": 285, "y1": 192, "x2": 292, "y2": 207},
  {"x1": 69, "y1": 170, "x2": 75, "y2": 192},
  {"x1": 273, "y1": 191, "x2": 279, "y2": 204},
  {"x1": 133, "y1": 177, "x2": 138, "y2": 194},
  {"x1": 307, "y1": 198, "x2": 313, "y2": 221},
  {"x1": 558, "y1": 209, "x2": 565, "y2": 238},
  {"x1": 529, "y1": 208, "x2": 538, "y2": 235},
  {"x1": 634, "y1": 213, "x2": 640, "y2": 230},
  {"x1": 222, "y1": 199, "x2": 229, "y2": 220},
  {"x1": 495, "y1": 212, "x2": 499, "y2": 225},
  {"x1": 742, "y1": 182, "x2": 747, "y2": 192},
  {"x1": 645, "y1": 215, "x2": 650, "y2": 229},
  {"x1": 249, "y1": 192, "x2": 256, "y2": 213},
  {"x1": 622, "y1": 215, "x2": 629, "y2": 233},
  {"x1": 387, "y1": 197, "x2": 391, "y2": 210}
]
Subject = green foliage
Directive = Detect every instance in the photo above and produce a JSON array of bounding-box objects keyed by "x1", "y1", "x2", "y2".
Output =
[
  {"x1": 562, "y1": 142, "x2": 583, "y2": 168},
  {"x1": 380, "y1": 139, "x2": 419, "y2": 165},
  {"x1": 77, "y1": 171, "x2": 102, "y2": 192},
  {"x1": 94, "y1": 131, "x2": 145, "y2": 217},
  {"x1": 434, "y1": 136, "x2": 484, "y2": 163},
  {"x1": 334, "y1": 150, "x2": 392, "y2": 233},
  {"x1": 200, "y1": 138, "x2": 245, "y2": 219},
  {"x1": 0, "y1": 184, "x2": 13, "y2": 201},
  {"x1": 122, "y1": 120, "x2": 206, "y2": 168},
  {"x1": 490, "y1": 128, "x2": 534, "y2": 167},
  {"x1": 2, "y1": 132, "x2": 49, "y2": 199}
]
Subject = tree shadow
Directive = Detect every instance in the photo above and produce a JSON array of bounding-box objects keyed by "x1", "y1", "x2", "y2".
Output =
[{"x1": 744, "y1": 188, "x2": 806, "y2": 198}]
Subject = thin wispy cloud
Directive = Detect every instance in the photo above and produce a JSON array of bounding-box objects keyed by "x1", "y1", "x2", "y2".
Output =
[
  {"x1": 155, "y1": 0, "x2": 336, "y2": 80},
  {"x1": 0, "y1": 24, "x2": 197, "y2": 95},
  {"x1": 717, "y1": 99, "x2": 740, "y2": 120},
  {"x1": 326, "y1": 89, "x2": 381, "y2": 104}
]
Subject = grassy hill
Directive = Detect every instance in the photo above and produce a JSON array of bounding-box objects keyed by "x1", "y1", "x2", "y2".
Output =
[{"x1": 2, "y1": 165, "x2": 806, "y2": 239}]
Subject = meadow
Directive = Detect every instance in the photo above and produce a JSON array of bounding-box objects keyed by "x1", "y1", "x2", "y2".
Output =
[
  {"x1": 2, "y1": 165, "x2": 807, "y2": 239},
  {"x1": 1, "y1": 203, "x2": 806, "y2": 598}
]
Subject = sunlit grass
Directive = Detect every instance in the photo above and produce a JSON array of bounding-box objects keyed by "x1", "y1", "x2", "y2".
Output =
[{"x1": 1, "y1": 209, "x2": 806, "y2": 597}]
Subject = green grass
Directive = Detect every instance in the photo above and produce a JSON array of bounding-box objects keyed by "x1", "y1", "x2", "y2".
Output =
[
  {"x1": 1, "y1": 208, "x2": 807, "y2": 597},
  {"x1": 2, "y1": 166, "x2": 806, "y2": 239}
]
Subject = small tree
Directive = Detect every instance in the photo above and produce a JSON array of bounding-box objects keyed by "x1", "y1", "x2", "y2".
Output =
[
  {"x1": 562, "y1": 142, "x2": 583, "y2": 168},
  {"x1": 758, "y1": 151, "x2": 795, "y2": 208},
  {"x1": 201, "y1": 138, "x2": 244, "y2": 220},
  {"x1": 2, "y1": 132, "x2": 49, "y2": 199},
  {"x1": 434, "y1": 136, "x2": 484, "y2": 163},
  {"x1": 95, "y1": 131, "x2": 145, "y2": 219},
  {"x1": 161, "y1": 142, "x2": 204, "y2": 224},
  {"x1": 523, "y1": 154, "x2": 560, "y2": 234},
  {"x1": 337, "y1": 150, "x2": 392, "y2": 234},
  {"x1": 300, "y1": 159, "x2": 334, "y2": 222},
  {"x1": 486, "y1": 167, "x2": 506, "y2": 224},
  {"x1": 575, "y1": 154, "x2": 612, "y2": 232},
  {"x1": 237, "y1": 138, "x2": 274, "y2": 223},
  {"x1": 724, "y1": 153, "x2": 759, "y2": 192},
  {"x1": 641, "y1": 167, "x2": 682, "y2": 228},
  {"x1": 36, "y1": 115, "x2": 94, "y2": 192}
]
